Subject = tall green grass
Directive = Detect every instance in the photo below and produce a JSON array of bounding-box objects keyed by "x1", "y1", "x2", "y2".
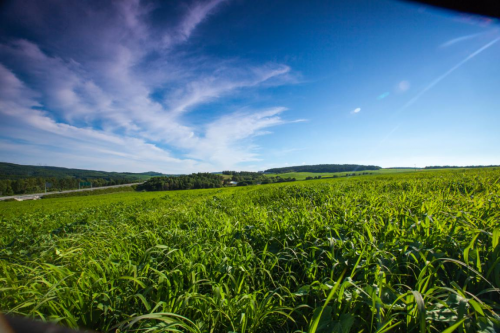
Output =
[{"x1": 1, "y1": 169, "x2": 499, "y2": 332}]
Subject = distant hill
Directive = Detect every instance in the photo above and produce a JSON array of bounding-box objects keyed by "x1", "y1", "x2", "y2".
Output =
[
  {"x1": 264, "y1": 164, "x2": 381, "y2": 174},
  {"x1": 0, "y1": 162, "x2": 166, "y2": 181},
  {"x1": 424, "y1": 165, "x2": 500, "y2": 169}
]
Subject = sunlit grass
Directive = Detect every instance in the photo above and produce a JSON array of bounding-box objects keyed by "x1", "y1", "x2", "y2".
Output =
[
  {"x1": 1, "y1": 169, "x2": 499, "y2": 332},
  {"x1": 263, "y1": 168, "x2": 423, "y2": 180}
]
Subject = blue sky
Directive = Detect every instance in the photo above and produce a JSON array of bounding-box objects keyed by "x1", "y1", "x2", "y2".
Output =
[{"x1": 0, "y1": 0, "x2": 499, "y2": 173}]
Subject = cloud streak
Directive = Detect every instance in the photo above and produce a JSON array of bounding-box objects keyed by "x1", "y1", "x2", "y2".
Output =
[
  {"x1": 177, "y1": 0, "x2": 228, "y2": 41},
  {"x1": 440, "y1": 31, "x2": 489, "y2": 48},
  {"x1": 399, "y1": 37, "x2": 500, "y2": 112}
]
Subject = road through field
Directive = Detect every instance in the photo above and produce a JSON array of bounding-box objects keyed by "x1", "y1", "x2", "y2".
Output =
[{"x1": 0, "y1": 182, "x2": 143, "y2": 201}]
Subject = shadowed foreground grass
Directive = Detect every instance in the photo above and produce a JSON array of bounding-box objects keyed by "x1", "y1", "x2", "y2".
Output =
[{"x1": 1, "y1": 169, "x2": 499, "y2": 332}]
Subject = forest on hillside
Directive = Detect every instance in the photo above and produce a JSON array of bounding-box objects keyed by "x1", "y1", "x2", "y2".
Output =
[
  {"x1": 222, "y1": 171, "x2": 295, "y2": 186},
  {"x1": 265, "y1": 164, "x2": 381, "y2": 174},
  {"x1": 0, "y1": 162, "x2": 165, "y2": 196},
  {"x1": 137, "y1": 173, "x2": 224, "y2": 191},
  {"x1": 0, "y1": 177, "x2": 137, "y2": 196},
  {"x1": 138, "y1": 172, "x2": 297, "y2": 191},
  {"x1": 0, "y1": 162, "x2": 162, "y2": 180}
]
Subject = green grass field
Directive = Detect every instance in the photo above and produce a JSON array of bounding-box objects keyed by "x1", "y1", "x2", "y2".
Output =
[
  {"x1": 263, "y1": 168, "x2": 419, "y2": 180},
  {"x1": 0, "y1": 188, "x2": 227, "y2": 218},
  {"x1": 1, "y1": 168, "x2": 499, "y2": 332}
]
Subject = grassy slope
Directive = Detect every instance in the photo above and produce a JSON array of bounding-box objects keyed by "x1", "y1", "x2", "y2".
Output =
[
  {"x1": 0, "y1": 168, "x2": 491, "y2": 217},
  {"x1": 1, "y1": 168, "x2": 499, "y2": 332},
  {"x1": 264, "y1": 168, "x2": 418, "y2": 180},
  {"x1": 0, "y1": 169, "x2": 415, "y2": 217},
  {"x1": 0, "y1": 188, "x2": 226, "y2": 218}
]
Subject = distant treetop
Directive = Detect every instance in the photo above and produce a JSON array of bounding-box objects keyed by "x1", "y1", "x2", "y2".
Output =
[{"x1": 264, "y1": 164, "x2": 381, "y2": 174}]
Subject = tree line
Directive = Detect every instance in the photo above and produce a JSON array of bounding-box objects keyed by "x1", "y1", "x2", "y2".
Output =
[
  {"x1": 0, "y1": 162, "x2": 161, "y2": 181},
  {"x1": 222, "y1": 171, "x2": 263, "y2": 176},
  {"x1": 222, "y1": 171, "x2": 295, "y2": 186},
  {"x1": 137, "y1": 172, "x2": 297, "y2": 191},
  {"x1": 305, "y1": 172, "x2": 373, "y2": 180},
  {"x1": 225, "y1": 171, "x2": 267, "y2": 183},
  {"x1": 265, "y1": 164, "x2": 381, "y2": 174},
  {"x1": 137, "y1": 173, "x2": 224, "y2": 191},
  {"x1": 236, "y1": 176, "x2": 296, "y2": 186},
  {"x1": 0, "y1": 177, "x2": 135, "y2": 196}
]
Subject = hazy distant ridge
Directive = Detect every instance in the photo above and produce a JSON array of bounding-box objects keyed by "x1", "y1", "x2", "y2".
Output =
[
  {"x1": 0, "y1": 162, "x2": 165, "y2": 180},
  {"x1": 424, "y1": 165, "x2": 500, "y2": 169}
]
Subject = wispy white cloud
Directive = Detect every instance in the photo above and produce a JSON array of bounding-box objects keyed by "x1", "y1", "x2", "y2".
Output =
[
  {"x1": 440, "y1": 31, "x2": 488, "y2": 48},
  {"x1": 177, "y1": 0, "x2": 228, "y2": 42},
  {"x1": 0, "y1": 0, "x2": 300, "y2": 172},
  {"x1": 0, "y1": 64, "x2": 202, "y2": 173},
  {"x1": 351, "y1": 107, "x2": 361, "y2": 114},
  {"x1": 0, "y1": 0, "x2": 302, "y2": 172},
  {"x1": 167, "y1": 63, "x2": 291, "y2": 115},
  {"x1": 186, "y1": 107, "x2": 291, "y2": 168}
]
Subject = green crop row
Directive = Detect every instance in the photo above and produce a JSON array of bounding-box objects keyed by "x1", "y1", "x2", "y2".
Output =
[{"x1": 1, "y1": 169, "x2": 499, "y2": 332}]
